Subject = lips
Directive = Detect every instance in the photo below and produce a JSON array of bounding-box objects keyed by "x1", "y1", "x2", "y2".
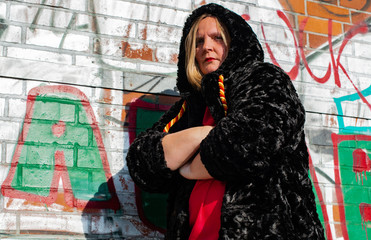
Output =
[{"x1": 205, "y1": 57, "x2": 215, "y2": 62}]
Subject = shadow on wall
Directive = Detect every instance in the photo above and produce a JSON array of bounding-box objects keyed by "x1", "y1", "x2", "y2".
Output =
[{"x1": 82, "y1": 91, "x2": 179, "y2": 238}]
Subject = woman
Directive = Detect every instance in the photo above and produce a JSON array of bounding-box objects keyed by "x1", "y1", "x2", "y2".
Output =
[{"x1": 127, "y1": 3, "x2": 325, "y2": 239}]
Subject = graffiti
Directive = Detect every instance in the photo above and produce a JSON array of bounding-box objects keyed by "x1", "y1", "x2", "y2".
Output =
[
  {"x1": 127, "y1": 95, "x2": 179, "y2": 233},
  {"x1": 320, "y1": 85, "x2": 371, "y2": 240},
  {"x1": 262, "y1": 10, "x2": 370, "y2": 89},
  {"x1": 353, "y1": 148, "x2": 371, "y2": 183},
  {"x1": 332, "y1": 133, "x2": 371, "y2": 239},
  {"x1": 0, "y1": 0, "x2": 370, "y2": 239},
  {"x1": 1, "y1": 85, "x2": 120, "y2": 210}
]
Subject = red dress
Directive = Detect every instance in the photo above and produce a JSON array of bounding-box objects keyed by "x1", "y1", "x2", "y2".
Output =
[{"x1": 188, "y1": 107, "x2": 226, "y2": 240}]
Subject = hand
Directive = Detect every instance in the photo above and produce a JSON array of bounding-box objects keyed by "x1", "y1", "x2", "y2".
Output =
[
  {"x1": 162, "y1": 126, "x2": 214, "y2": 171},
  {"x1": 179, "y1": 153, "x2": 213, "y2": 180}
]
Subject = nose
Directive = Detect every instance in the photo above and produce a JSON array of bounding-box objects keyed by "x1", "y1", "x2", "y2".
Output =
[{"x1": 203, "y1": 37, "x2": 213, "y2": 51}]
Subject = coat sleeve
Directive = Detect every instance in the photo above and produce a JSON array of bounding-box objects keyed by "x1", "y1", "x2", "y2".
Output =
[
  {"x1": 200, "y1": 63, "x2": 306, "y2": 182},
  {"x1": 126, "y1": 99, "x2": 186, "y2": 193}
]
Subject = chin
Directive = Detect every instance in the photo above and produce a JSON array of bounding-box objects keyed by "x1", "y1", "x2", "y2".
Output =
[{"x1": 202, "y1": 67, "x2": 218, "y2": 75}]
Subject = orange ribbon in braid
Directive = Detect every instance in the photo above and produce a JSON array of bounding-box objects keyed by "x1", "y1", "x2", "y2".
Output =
[
  {"x1": 218, "y1": 75, "x2": 228, "y2": 116},
  {"x1": 163, "y1": 101, "x2": 187, "y2": 133}
]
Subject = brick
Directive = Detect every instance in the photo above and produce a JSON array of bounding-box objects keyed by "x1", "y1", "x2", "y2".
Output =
[
  {"x1": 102, "y1": 129, "x2": 124, "y2": 151},
  {"x1": 119, "y1": 193, "x2": 137, "y2": 216},
  {"x1": 31, "y1": 100, "x2": 75, "y2": 122},
  {"x1": 75, "y1": 55, "x2": 137, "y2": 70},
  {"x1": 21, "y1": 0, "x2": 86, "y2": 11},
  {"x1": 62, "y1": 33, "x2": 90, "y2": 52},
  {"x1": 21, "y1": 167, "x2": 54, "y2": 188},
  {"x1": 26, "y1": 28, "x2": 64, "y2": 48},
  {"x1": 0, "y1": 78, "x2": 23, "y2": 95},
  {"x1": 261, "y1": 23, "x2": 298, "y2": 44},
  {"x1": 139, "y1": 62, "x2": 177, "y2": 74},
  {"x1": 77, "y1": 147, "x2": 104, "y2": 168},
  {"x1": 347, "y1": 56, "x2": 371, "y2": 75},
  {"x1": 257, "y1": 0, "x2": 282, "y2": 9},
  {"x1": 0, "y1": 212, "x2": 17, "y2": 231},
  {"x1": 305, "y1": 112, "x2": 323, "y2": 127},
  {"x1": 0, "y1": 25, "x2": 22, "y2": 43},
  {"x1": 261, "y1": 42, "x2": 298, "y2": 63},
  {"x1": 0, "y1": 98, "x2": 5, "y2": 117},
  {"x1": 354, "y1": 41, "x2": 371, "y2": 59},
  {"x1": 322, "y1": 114, "x2": 339, "y2": 129},
  {"x1": 126, "y1": 70, "x2": 178, "y2": 93},
  {"x1": 0, "y1": 120, "x2": 20, "y2": 141},
  {"x1": 20, "y1": 213, "x2": 84, "y2": 233},
  {"x1": 340, "y1": 115, "x2": 370, "y2": 129},
  {"x1": 94, "y1": 37, "x2": 123, "y2": 58},
  {"x1": 306, "y1": 126, "x2": 334, "y2": 146},
  {"x1": 155, "y1": 45, "x2": 178, "y2": 64},
  {"x1": 250, "y1": 7, "x2": 283, "y2": 25},
  {"x1": 308, "y1": 33, "x2": 329, "y2": 49},
  {"x1": 337, "y1": 98, "x2": 371, "y2": 119},
  {"x1": 79, "y1": 15, "x2": 135, "y2": 38},
  {"x1": 359, "y1": 76, "x2": 371, "y2": 90},
  {"x1": 351, "y1": 11, "x2": 371, "y2": 25},
  {"x1": 307, "y1": 1, "x2": 351, "y2": 23},
  {"x1": 113, "y1": 173, "x2": 134, "y2": 193},
  {"x1": 298, "y1": 16, "x2": 342, "y2": 35},
  {"x1": 277, "y1": 0, "x2": 305, "y2": 14},
  {"x1": 138, "y1": 23, "x2": 182, "y2": 44},
  {"x1": 55, "y1": 0, "x2": 87, "y2": 11},
  {"x1": 121, "y1": 41, "x2": 157, "y2": 61},
  {"x1": 25, "y1": 82, "x2": 94, "y2": 103},
  {"x1": 66, "y1": 168, "x2": 89, "y2": 190},
  {"x1": 26, "y1": 145, "x2": 55, "y2": 166},
  {"x1": 215, "y1": 2, "x2": 249, "y2": 16},
  {"x1": 7, "y1": 47, "x2": 72, "y2": 65},
  {"x1": 91, "y1": 215, "x2": 147, "y2": 236},
  {"x1": 91, "y1": 170, "x2": 109, "y2": 193},
  {"x1": 195, "y1": 0, "x2": 256, "y2": 9},
  {"x1": 91, "y1": 0, "x2": 147, "y2": 21},
  {"x1": 6, "y1": 143, "x2": 16, "y2": 164},
  {"x1": 10, "y1": 4, "x2": 74, "y2": 29},
  {"x1": 4, "y1": 196, "x2": 59, "y2": 212},
  {"x1": 0, "y1": 2, "x2": 6, "y2": 18},
  {"x1": 107, "y1": 150, "x2": 125, "y2": 172},
  {"x1": 148, "y1": 0, "x2": 192, "y2": 10},
  {"x1": 102, "y1": 105, "x2": 126, "y2": 128},
  {"x1": 149, "y1": 6, "x2": 189, "y2": 27},
  {"x1": 340, "y1": 0, "x2": 371, "y2": 13},
  {"x1": 0, "y1": 163, "x2": 9, "y2": 184},
  {"x1": 22, "y1": 122, "x2": 89, "y2": 146},
  {"x1": 95, "y1": 88, "x2": 123, "y2": 105}
]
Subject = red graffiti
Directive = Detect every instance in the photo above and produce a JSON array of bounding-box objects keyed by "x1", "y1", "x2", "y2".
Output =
[
  {"x1": 260, "y1": 10, "x2": 371, "y2": 112},
  {"x1": 52, "y1": 120, "x2": 66, "y2": 138},
  {"x1": 309, "y1": 152, "x2": 333, "y2": 240},
  {"x1": 353, "y1": 148, "x2": 371, "y2": 184},
  {"x1": 332, "y1": 134, "x2": 371, "y2": 240},
  {"x1": 261, "y1": 10, "x2": 300, "y2": 80},
  {"x1": 360, "y1": 203, "x2": 371, "y2": 239}
]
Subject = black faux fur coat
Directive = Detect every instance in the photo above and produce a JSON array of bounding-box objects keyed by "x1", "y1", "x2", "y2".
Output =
[{"x1": 127, "y1": 3, "x2": 325, "y2": 239}]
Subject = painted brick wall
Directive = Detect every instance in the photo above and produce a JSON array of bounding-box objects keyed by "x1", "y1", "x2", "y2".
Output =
[{"x1": 0, "y1": 0, "x2": 370, "y2": 239}]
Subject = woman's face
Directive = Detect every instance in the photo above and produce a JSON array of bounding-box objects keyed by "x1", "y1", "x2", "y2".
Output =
[{"x1": 195, "y1": 17, "x2": 228, "y2": 75}]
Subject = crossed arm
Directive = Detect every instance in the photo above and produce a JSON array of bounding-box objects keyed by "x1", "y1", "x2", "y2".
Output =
[{"x1": 162, "y1": 125, "x2": 214, "y2": 180}]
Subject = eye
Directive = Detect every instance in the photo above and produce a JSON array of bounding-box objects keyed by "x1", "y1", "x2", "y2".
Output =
[
  {"x1": 196, "y1": 38, "x2": 204, "y2": 47},
  {"x1": 214, "y1": 35, "x2": 223, "y2": 41}
]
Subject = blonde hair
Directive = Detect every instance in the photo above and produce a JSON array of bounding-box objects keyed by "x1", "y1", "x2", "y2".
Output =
[{"x1": 185, "y1": 14, "x2": 231, "y2": 90}]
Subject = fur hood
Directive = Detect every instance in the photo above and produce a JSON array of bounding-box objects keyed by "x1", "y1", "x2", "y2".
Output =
[{"x1": 176, "y1": 3, "x2": 264, "y2": 98}]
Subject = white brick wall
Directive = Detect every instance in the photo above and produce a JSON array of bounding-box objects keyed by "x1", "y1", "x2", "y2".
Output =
[{"x1": 0, "y1": 0, "x2": 370, "y2": 239}]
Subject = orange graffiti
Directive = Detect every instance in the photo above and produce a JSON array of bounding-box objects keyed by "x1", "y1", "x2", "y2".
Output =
[{"x1": 279, "y1": 0, "x2": 371, "y2": 48}]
